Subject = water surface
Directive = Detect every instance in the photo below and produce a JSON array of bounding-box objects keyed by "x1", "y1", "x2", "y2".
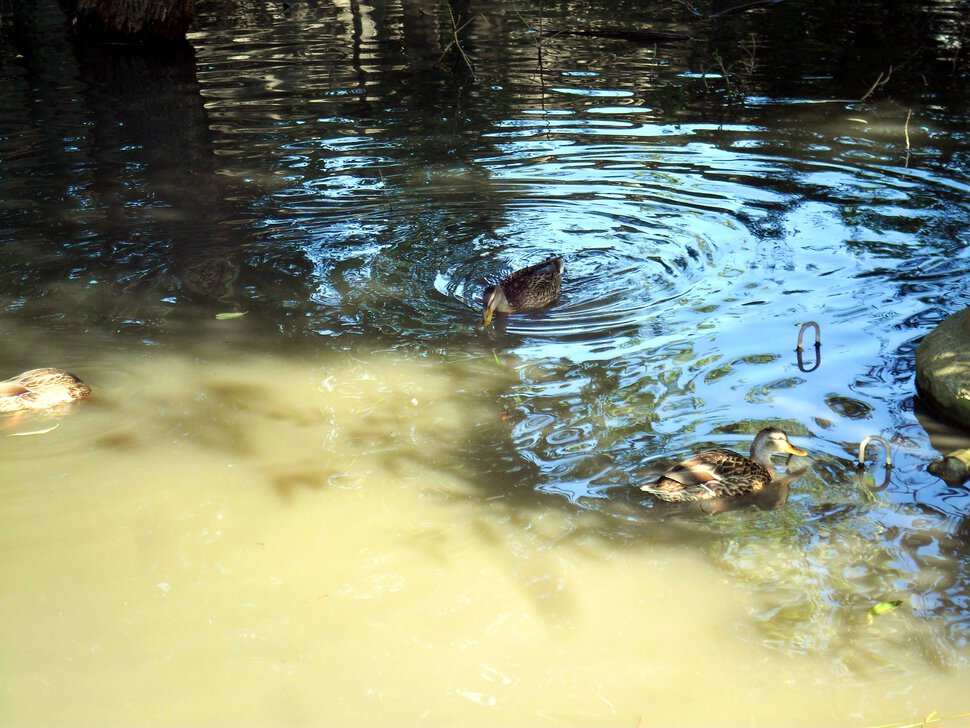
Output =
[{"x1": 2, "y1": 0, "x2": 969, "y2": 725}]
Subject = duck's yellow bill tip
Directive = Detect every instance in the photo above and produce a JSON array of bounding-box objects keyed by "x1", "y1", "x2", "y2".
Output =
[
  {"x1": 482, "y1": 310, "x2": 493, "y2": 327},
  {"x1": 787, "y1": 444, "x2": 808, "y2": 457}
]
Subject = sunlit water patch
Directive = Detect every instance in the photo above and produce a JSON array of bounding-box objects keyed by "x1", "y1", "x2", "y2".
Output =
[{"x1": 3, "y1": 348, "x2": 969, "y2": 727}]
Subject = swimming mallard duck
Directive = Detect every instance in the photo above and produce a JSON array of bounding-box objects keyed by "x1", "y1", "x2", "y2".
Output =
[
  {"x1": 640, "y1": 427, "x2": 807, "y2": 502},
  {"x1": 482, "y1": 257, "x2": 564, "y2": 327},
  {"x1": 0, "y1": 368, "x2": 92, "y2": 414}
]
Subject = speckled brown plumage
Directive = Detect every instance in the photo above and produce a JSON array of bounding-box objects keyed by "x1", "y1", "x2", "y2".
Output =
[
  {"x1": 640, "y1": 427, "x2": 807, "y2": 503},
  {"x1": 0, "y1": 368, "x2": 92, "y2": 413},
  {"x1": 482, "y1": 257, "x2": 563, "y2": 325}
]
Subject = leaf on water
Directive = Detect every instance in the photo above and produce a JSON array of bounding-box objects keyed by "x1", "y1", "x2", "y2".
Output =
[
  {"x1": 7, "y1": 424, "x2": 59, "y2": 437},
  {"x1": 867, "y1": 599, "x2": 903, "y2": 624},
  {"x1": 848, "y1": 117, "x2": 868, "y2": 124},
  {"x1": 863, "y1": 710, "x2": 970, "y2": 728},
  {"x1": 215, "y1": 311, "x2": 247, "y2": 320}
]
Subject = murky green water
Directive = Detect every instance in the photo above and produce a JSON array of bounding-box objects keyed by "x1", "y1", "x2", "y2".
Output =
[{"x1": 2, "y1": 0, "x2": 969, "y2": 725}]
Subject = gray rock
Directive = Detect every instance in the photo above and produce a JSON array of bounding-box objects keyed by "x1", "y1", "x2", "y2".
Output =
[
  {"x1": 927, "y1": 448, "x2": 970, "y2": 486},
  {"x1": 915, "y1": 307, "x2": 970, "y2": 429}
]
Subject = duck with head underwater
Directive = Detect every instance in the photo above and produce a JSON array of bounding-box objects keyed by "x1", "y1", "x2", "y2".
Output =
[
  {"x1": 0, "y1": 368, "x2": 92, "y2": 414},
  {"x1": 640, "y1": 427, "x2": 808, "y2": 503},
  {"x1": 482, "y1": 257, "x2": 564, "y2": 327}
]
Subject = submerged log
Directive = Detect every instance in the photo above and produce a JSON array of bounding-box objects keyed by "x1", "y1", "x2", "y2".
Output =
[{"x1": 64, "y1": 0, "x2": 192, "y2": 44}]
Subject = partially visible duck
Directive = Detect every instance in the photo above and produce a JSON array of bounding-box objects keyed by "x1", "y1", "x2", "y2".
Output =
[{"x1": 0, "y1": 368, "x2": 92, "y2": 414}]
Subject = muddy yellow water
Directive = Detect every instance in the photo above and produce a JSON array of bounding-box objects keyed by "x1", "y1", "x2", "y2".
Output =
[{"x1": 1, "y1": 350, "x2": 967, "y2": 727}]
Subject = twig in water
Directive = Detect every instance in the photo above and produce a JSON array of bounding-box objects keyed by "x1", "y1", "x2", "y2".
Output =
[
  {"x1": 439, "y1": 4, "x2": 478, "y2": 79},
  {"x1": 903, "y1": 108, "x2": 912, "y2": 168},
  {"x1": 377, "y1": 168, "x2": 394, "y2": 212},
  {"x1": 514, "y1": 2, "x2": 552, "y2": 91},
  {"x1": 710, "y1": 0, "x2": 784, "y2": 19},
  {"x1": 672, "y1": 0, "x2": 703, "y2": 16},
  {"x1": 536, "y1": 0, "x2": 544, "y2": 71},
  {"x1": 703, "y1": 34, "x2": 758, "y2": 103},
  {"x1": 715, "y1": 51, "x2": 734, "y2": 97},
  {"x1": 741, "y1": 33, "x2": 758, "y2": 76},
  {"x1": 860, "y1": 66, "x2": 893, "y2": 101},
  {"x1": 952, "y1": 4, "x2": 970, "y2": 73}
]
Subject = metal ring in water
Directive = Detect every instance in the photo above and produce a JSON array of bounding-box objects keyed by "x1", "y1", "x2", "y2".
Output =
[
  {"x1": 796, "y1": 347, "x2": 822, "y2": 372},
  {"x1": 857, "y1": 435, "x2": 894, "y2": 469},
  {"x1": 796, "y1": 321, "x2": 821, "y2": 350},
  {"x1": 858, "y1": 468, "x2": 893, "y2": 492},
  {"x1": 795, "y1": 321, "x2": 821, "y2": 372}
]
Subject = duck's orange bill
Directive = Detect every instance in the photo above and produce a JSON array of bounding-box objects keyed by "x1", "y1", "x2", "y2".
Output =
[{"x1": 785, "y1": 443, "x2": 808, "y2": 457}]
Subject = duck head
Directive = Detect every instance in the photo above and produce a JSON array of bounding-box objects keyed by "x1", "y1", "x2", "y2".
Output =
[{"x1": 482, "y1": 285, "x2": 509, "y2": 327}]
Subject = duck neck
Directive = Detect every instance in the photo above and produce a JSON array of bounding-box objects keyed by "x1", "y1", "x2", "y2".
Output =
[{"x1": 749, "y1": 441, "x2": 776, "y2": 472}]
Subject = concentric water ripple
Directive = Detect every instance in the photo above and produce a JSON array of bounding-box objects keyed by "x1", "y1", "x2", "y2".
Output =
[
  {"x1": 455, "y1": 123, "x2": 970, "y2": 519},
  {"x1": 435, "y1": 202, "x2": 713, "y2": 344},
  {"x1": 246, "y1": 102, "x2": 970, "y2": 531}
]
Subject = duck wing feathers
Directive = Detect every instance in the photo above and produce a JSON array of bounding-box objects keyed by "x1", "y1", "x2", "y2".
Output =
[
  {"x1": 499, "y1": 257, "x2": 563, "y2": 311},
  {"x1": 642, "y1": 448, "x2": 771, "y2": 501},
  {"x1": 0, "y1": 368, "x2": 91, "y2": 412}
]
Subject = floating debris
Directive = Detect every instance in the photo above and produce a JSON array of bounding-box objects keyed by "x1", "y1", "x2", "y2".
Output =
[
  {"x1": 867, "y1": 599, "x2": 902, "y2": 625},
  {"x1": 7, "y1": 424, "x2": 60, "y2": 437}
]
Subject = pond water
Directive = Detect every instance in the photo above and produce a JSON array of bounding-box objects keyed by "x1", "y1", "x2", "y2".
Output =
[{"x1": 2, "y1": 0, "x2": 970, "y2": 725}]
